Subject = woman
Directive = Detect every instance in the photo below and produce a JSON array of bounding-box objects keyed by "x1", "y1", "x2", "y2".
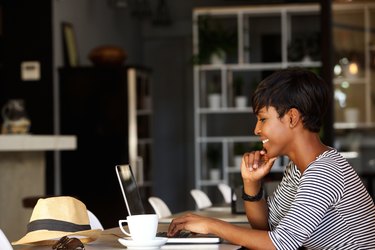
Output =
[{"x1": 168, "y1": 68, "x2": 375, "y2": 249}]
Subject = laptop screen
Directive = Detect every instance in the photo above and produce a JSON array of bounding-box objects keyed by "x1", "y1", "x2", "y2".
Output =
[
  {"x1": 115, "y1": 164, "x2": 222, "y2": 244},
  {"x1": 115, "y1": 165, "x2": 145, "y2": 216}
]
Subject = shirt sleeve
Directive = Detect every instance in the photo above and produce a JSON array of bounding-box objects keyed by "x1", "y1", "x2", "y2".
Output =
[{"x1": 268, "y1": 158, "x2": 344, "y2": 250}]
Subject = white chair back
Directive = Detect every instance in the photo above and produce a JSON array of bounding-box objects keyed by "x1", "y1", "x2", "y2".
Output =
[
  {"x1": 148, "y1": 197, "x2": 172, "y2": 218},
  {"x1": 190, "y1": 189, "x2": 212, "y2": 209},
  {"x1": 0, "y1": 229, "x2": 13, "y2": 250},
  {"x1": 87, "y1": 210, "x2": 104, "y2": 230},
  {"x1": 218, "y1": 183, "x2": 232, "y2": 204}
]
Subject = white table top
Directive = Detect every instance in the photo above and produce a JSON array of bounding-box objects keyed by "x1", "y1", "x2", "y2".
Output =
[{"x1": 13, "y1": 226, "x2": 243, "y2": 250}]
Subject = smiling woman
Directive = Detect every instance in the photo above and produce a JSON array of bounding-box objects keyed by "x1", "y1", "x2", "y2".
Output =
[{"x1": 168, "y1": 68, "x2": 375, "y2": 250}]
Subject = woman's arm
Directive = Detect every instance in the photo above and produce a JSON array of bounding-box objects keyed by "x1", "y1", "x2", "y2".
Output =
[
  {"x1": 167, "y1": 213, "x2": 275, "y2": 250},
  {"x1": 241, "y1": 151, "x2": 275, "y2": 230},
  {"x1": 243, "y1": 185, "x2": 269, "y2": 230}
]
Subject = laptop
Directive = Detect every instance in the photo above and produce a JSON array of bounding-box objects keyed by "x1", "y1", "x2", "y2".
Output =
[{"x1": 115, "y1": 164, "x2": 221, "y2": 244}]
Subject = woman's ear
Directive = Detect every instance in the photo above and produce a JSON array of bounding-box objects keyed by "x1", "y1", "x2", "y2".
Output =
[{"x1": 288, "y1": 108, "x2": 300, "y2": 128}]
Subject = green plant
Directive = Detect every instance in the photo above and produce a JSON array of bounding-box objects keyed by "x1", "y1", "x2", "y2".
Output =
[
  {"x1": 207, "y1": 144, "x2": 221, "y2": 168},
  {"x1": 193, "y1": 16, "x2": 237, "y2": 64},
  {"x1": 233, "y1": 76, "x2": 244, "y2": 96},
  {"x1": 234, "y1": 143, "x2": 245, "y2": 156},
  {"x1": 208, "y1": 75, "x2": 221, "y2": 94}
]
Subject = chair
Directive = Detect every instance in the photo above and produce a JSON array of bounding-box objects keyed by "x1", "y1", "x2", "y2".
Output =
[
  {"x1": 217, "y1": 183, "x2": 232, "y2": 204},
  {"x1": 148, "y1": 196, "x2": 172, "y2": 219},
  {"x1": 87, "y1": 210, "x2": 104, "y2": 230},
  {"x1": 190, "y1": 189, "x2": 212, "y2": 209},
  {"x1": 0, "y1": 229, "x2": 13, "y2": 250}
]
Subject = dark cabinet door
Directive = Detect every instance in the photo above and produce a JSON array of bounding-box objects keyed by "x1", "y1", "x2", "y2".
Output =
[{"x1": 59, "y1": 67, "x2": 129, "y2": 228}]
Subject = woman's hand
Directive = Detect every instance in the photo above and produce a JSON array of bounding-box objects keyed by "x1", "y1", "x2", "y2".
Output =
[
  {"x1": 241, "y1": 150, "x2": 276, "y2": 182},
  {"x1": 167, "y1": 213, "x2": 217, "y2": 236}
]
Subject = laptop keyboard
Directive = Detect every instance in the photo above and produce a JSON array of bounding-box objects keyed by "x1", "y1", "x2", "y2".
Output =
[{"x1": 157, "y1": 231, "x2": 193, "y2": 238}]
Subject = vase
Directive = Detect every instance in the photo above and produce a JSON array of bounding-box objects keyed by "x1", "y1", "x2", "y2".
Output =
[
  {"x1": 210, "y1": 49, "x2": 226, "y2": 65},
  {"x1": 234, "y1": 155, "x2": 242, "y2": 169},
  {"x1": 344, "y1": 108, "x2": 359, "y2": 123},
  {"x1": 208, "y1": 94, "x2": 221, "y2": 109},
  {"x1": 209, "y1": 169, "x2": 220, "y2": 180},
  {"x1": 235, "y1": 96, "x2": 247, "y2": 108}
]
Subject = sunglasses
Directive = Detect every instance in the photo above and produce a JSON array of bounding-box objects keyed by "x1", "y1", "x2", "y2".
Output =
[{"x1": 52, "y1": 236, "x2": 85, "y2": 250}]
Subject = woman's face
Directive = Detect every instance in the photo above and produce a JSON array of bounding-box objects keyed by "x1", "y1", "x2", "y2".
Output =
[{"x1": 253, "y1": 106, "x2": 292, "y2": 158}]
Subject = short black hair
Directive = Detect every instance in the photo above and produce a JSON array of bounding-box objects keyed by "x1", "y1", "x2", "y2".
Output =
[{"x1": 251, "y1": 68, "x2": 331, "y2": 132}]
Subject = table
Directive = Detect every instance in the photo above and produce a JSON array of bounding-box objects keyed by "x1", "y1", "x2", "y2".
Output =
[{"x1": 13, "y1": 225, "x2": 243, "y2": 250}]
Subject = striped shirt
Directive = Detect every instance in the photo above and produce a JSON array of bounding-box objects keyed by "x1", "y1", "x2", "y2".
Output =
[{"x1": 267, "y1": 148, "x2": 375, "y2": 250}]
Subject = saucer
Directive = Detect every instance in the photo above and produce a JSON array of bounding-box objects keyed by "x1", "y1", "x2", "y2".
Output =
[{"x1": 118, "y1": 237, "x2": 168, "y2": 249}]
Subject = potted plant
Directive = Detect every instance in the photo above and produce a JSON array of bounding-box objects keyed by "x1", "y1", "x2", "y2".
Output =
[
  {"x1": 233, "y1": 143, "x2": 245, "y2": 169},
  {"x1": 193, "y1": 16, "x2": 237, "y2": 65},
  {"x1": 233, "y1": 76, "x2": 247, "y2": 108},
  {"x1": 207, "y1": 144, "x2": 221, "y2": 180},
  {"x1": 207, "y1": 75, "x2": 221, "y2": 109}
]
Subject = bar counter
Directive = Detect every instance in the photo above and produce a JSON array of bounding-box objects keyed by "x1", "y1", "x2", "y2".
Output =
[{"x1": 0, "y1": 135, "x2": 76, "y2": 242}]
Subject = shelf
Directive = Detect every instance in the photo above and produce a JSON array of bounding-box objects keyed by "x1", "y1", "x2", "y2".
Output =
[
  {"x1": 198, "y1": 107, "x2": 253, "y2": 113},
  {"x1": 196, "y1": 61, "x2": 322, "y2": 71},
  {"x1": 333, "y1": 77, "x2": 366, "y2": 85},
  {"x1": 193, "y1": 3, "x2": 322, "y2": 192},
  {"x1": 198, "y1": 136, "x2": 259, "y2": 143},
  {"x1": 199, "y1": 179, "x2": 223, "y2": 186},
  {"x1": 137, "y1": 109, "x2": 152, "y2": 115},
  {"x1": 334, "y1": 122, "x2": 375, "y2": 130}
]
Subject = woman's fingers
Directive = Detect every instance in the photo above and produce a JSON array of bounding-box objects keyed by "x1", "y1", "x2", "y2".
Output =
[
  {"x1": 241, "y1": 151, "x2": 279, "y2": 181},
  {"x1": 167, "y1": 213, "x2": 211, "y2": 236},
  {"x1": 167, "y1": 213, "x2": 194, "y2": 236},
  {"x1": 243, "y1": 150, "x2": 265, "y2": 171}
]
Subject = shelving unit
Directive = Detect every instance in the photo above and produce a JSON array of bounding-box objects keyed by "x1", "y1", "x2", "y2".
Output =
[
  {"x1": 331, "y1": 3, "x2": 375, "y2": 197},
  {"x1": 127, "y1": 67, "x2": 153, "y2": 189},
  {"x1": 332, "y1": 3, "x2": 375, "y2": 128},
  {"x1": 192, "y1": 4, "x2": 321, "y2": 196}
]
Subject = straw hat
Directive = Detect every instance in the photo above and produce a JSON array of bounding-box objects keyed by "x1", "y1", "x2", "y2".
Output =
[{"x1": 12, "y1": 196, "x2": 102, "y2": 245}]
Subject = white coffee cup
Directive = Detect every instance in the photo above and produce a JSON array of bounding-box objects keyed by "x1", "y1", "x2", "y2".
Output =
[{"x1": 118, "y1": 214, "x2": 158, "y2": 241}]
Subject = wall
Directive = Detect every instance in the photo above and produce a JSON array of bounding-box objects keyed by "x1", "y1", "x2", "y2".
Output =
[{"x1": 52, "y1": 0, "x2": 196, "y2": 213}]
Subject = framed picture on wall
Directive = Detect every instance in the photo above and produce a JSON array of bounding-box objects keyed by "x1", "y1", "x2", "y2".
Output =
[{"x1": 62, "y1": 22, "x2": 79, "y2": 67}]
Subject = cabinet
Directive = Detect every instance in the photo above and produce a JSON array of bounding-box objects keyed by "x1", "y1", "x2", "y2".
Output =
[
  {"x1": 192, "y1": 4, "x2": 321, "y2": 197},
  {"x1": 59, "y1": 66, "x2": 152, "y2": 228}
]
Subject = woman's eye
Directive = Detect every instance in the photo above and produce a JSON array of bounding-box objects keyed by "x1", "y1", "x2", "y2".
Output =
[{"x1": 259, "y1": 118, "x2": 266, "y2": 123}]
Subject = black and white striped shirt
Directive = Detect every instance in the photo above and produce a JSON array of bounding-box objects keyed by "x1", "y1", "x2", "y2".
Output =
[{"x1": 267, "y1": 148, "x2": 375, "y2": 250}]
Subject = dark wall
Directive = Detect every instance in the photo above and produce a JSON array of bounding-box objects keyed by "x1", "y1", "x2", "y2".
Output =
[
  {"x1": 0, "y1": 0, "x2": 55, "y2": 194},
  {"x1": 0, "y1": 0, "x2": 53, "y2": 134}
]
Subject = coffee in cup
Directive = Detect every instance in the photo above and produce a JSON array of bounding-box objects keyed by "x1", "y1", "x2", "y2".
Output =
[{"x1": 118, "y1": 214, "x2": 158, "y2": 241}]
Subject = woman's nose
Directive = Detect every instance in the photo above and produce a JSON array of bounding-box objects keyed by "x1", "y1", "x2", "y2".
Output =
[{"x1": 254, "y1": 123, "x2": 261, "y2": 135}]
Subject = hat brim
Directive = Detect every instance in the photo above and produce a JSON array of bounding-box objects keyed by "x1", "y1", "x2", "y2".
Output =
[{"x1": 12, "y1": 229, "x2": 102, "y2": 246}]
